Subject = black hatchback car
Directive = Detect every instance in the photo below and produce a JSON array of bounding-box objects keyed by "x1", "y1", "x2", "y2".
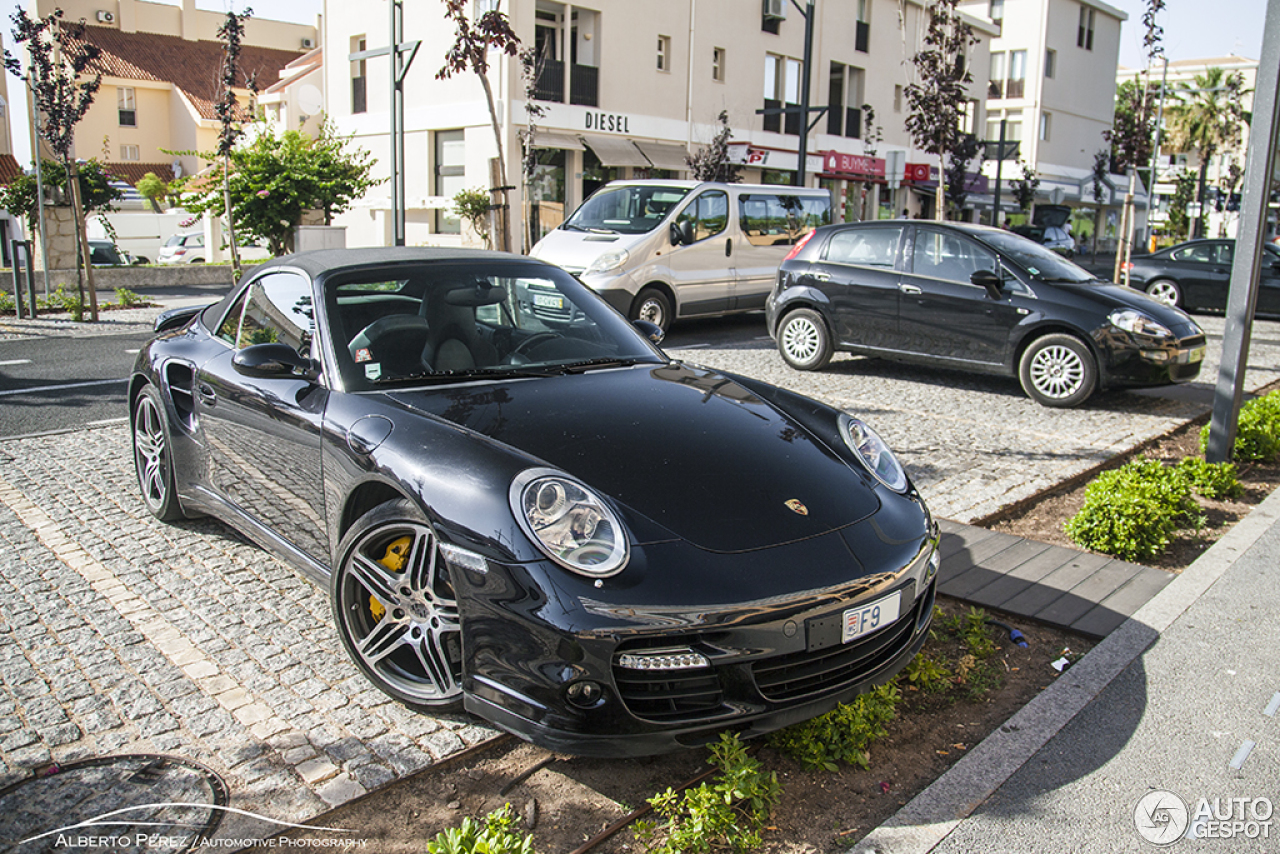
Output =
[
  {"x1": 766, "y1": 222, "x2": 1206, "y2": 407},
  {"x1": 1127, "y1": 239, "x2": 1280, "y2": 316}
]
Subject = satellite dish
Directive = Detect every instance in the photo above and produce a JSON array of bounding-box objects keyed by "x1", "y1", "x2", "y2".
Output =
[{"x1": 298, "y1": 84, "x2": 323, "y2": 117}]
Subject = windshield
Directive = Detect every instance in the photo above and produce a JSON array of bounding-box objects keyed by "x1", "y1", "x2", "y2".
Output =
[
  {"x1": 562, "y1": 185, "x2": 692, "y2": 235},
  {"x1": 980, "y1": 230, "x2": 1096, "y2": 283},
  {"x1": 327, "y1": 261, "x2": 663, "y2": 391}
]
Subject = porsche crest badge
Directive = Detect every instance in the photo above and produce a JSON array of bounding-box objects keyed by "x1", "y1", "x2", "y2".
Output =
[{"x1": 785, "y1": 499, "x2": 809, "y2": 516}]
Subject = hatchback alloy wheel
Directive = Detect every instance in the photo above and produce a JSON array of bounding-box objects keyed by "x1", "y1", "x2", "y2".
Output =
[
  {"x1": 333, "y1": 503, "x2": 464, "y2": 710},
  {"x1": 1018, "y1": 334, "x2": 1097, "y2": 408},
  {"x1": 778, "y1": 308, "x2": 833, "y2": 371}
]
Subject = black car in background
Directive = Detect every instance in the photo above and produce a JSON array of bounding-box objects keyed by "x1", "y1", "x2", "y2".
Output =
[
  {"x1": 766, "y1": 222, "x2": 1206, "y2": 408},
  {"x1": 1126, "y1": 239, "x2": 1280, "y2": 316},
  {"x1": 129, "y1": 247, "x2": 939, "y2": 757}
]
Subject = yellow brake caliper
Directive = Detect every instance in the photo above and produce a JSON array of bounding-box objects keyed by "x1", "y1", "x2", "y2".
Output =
[{"x1": 369, "y1": 536, "x2": 412, "y2": 621}]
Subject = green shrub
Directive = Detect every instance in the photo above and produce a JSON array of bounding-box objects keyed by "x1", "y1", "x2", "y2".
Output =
[
  {"x1": 114, "y1": 287, "x2": 145, "y2": 308},
  {"x1": 1200, "y1": 391, "x2": 1280, "y2": 463},
  {"x1": 767, "y1": 682, "x2": 901, "y2": 771},
  {"x1": 960, "y1": 607, "x2": 996, "y2": 659},
  {"x1": 1176, "y1": 457, "x2": 1243, "y2": 499},
  {"x1": 903, "y1": 653, "x2": 952, "y2": 694},
  {"x1": 634, "y1": 732, "x2": 780, "y2": 854},
  {"x1": 1064, "y1": 458, "x2": 1199, "y2": 560},
  {"x1": 0, "y1": 290, "x2": 13, "y2": 313},
  {"x1": 425, "y1": 804, "x2": 535, "y2": 854}
]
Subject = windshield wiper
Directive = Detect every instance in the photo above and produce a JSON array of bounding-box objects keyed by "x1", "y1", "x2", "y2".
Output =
[{"x1": 555, "y1": 357, "x2": 651, "y2": 374}]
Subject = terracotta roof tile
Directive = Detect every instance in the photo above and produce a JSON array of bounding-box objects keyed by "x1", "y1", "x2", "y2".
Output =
[
  {"x1": 0, "y1": 154, "x2": 22, "y2": 186},
  {"x1": 105, "y1": 162, "x2": 176, "y2": 186},
  {"x1": 76, "y1": 25, "x2": 304, "y2": 121}
]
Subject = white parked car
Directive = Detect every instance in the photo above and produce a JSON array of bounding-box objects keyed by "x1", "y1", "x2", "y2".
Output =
[{"x1": 157, "y1": 232, "x2": 272, "y2": 264}]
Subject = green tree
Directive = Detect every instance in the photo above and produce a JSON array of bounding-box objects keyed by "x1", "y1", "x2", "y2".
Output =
[
  {"x1": 1166, "y1": 170, "x2": 1196, "y2": 241},
  {"x1": 0, "y1": 159, "x2": 122, "y2": 237},
  {"x1": 685, "y1": 110, "x2": 745, "y2": 184},
  {"x1": 175, "y1": 121, "x2": 379, "y2": 256},
  {"x1": 1165, "y1": 67, "x2": 1250, "y2": 239},
  {"x1": 1010, "y1": 161, "x2": 1040, "y2": 212},
  {"x1": 904, "y1": 0, "x2": 977, "y2": 221},
  {"x1": 136, "y1": 172, "x2": 170, "y2": 212}
]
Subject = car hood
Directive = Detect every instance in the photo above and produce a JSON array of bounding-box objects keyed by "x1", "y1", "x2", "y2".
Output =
[
  {"x1": 387, "y1": 362, "x2": 881, "y2": 553},
  {"x1": 1052, "y1": 282, "x2": 1204, "y2": 337},
  {"x1": 528, "y1": 228, "x2": 649, "y2": 274}
]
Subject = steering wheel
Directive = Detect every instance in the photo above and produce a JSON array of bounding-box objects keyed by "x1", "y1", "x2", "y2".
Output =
[
  {"x1": 348, "y1": 315, "x2": 432, "y2": 360},
  {"x1": 508, "y1": 332, "x2": 560, "y2": 363}
]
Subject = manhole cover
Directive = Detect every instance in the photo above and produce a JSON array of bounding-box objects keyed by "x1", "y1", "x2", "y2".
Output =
[{"x1": 0, "y1": 754, "x2": 227, "y2": 854}]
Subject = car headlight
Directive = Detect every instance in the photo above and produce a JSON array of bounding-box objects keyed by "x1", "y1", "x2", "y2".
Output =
[
  {"x1": 511, "y1": 469, "x2": 629, "y2": 577},
  {"x1": 1109, "y1": 309, "x2": 1172, "y2": 338},
  {"x1": 583, "y1": 249, "x2": 629, "y2": 276},
  {"x1": 840, "y1": 415, "x2": 909, "y2": 493}
]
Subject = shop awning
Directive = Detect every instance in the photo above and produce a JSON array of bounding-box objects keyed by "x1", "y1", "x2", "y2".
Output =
[
  {"x1": 634, "y1": 141, "x2": 690, "y2": 171},
  {"x1": 528, "y1": 130, "x2": 585, "y2": 151},
  {"x1": 581, "y1": 134, "x2": 650, "y2": 167}
]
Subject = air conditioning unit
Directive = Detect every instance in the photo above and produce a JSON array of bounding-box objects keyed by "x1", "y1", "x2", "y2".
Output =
[
  {"x1": 762, "y1": 0, "x2": 786, "y2": 20},
  {"x1": 301, "y1": 37, "x2": 315, "y2": 49},
  {"x1": 96, "y1": 10, "x2": 115, "y2": 23}
]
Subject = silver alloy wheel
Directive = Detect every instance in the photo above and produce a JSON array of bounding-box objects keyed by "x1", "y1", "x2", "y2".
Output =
[
  {"x1": 1027, "y1": 343, "x2": 1086, "y2": 400},
  {"x1": 336, "y1": 521, "x2": 463, "y2": 704},
  {"x1": 637, "y1": 296, "x2": 666, "y2": 328},
  {"x1": 1147, "y1": 279, "x2": 1180, "y2": 307},
  {"x1": 133, "y1": 393, "x2": 168, "y2": 513},
  {"x1": 782, "y1": 315, "x2": 821, "y2": 363}
]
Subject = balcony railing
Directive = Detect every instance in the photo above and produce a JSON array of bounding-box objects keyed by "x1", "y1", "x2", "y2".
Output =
[
  {"x1": 534, "y1": 59, "x2": 565, "y2": 103},
  {"x1": 1005, "y1": 78, "x2": 1025, "y2": 99},
  {"x1": 570, "y1": 64, "x2": 599, "y2": 107}
]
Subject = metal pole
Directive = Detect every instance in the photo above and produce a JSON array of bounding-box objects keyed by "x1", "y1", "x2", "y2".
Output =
[
  {"x1": 793, "y1": 0, "x2": 816, "y2": 187},
  {"x1": 992, "y1": 120, "x2": 1006, "y2": 226},
  {"x1": 1147, "y1": 57, "x2": 1169, "y2": 224},
  {"x1": 22, "y1": 241, "x2": 36, "y2": 317},
  {"x1": 390, "y1": 0, "x2": 405, "y2": 246},
  {"x1": 1206, "y1": 0, "x2": 1280, "y2": 462},
  {"x1": 10, "y1": 239, "x2": 25, "y2": 318}
]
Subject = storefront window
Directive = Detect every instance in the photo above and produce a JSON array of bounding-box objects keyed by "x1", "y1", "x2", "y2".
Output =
[
  {"x1": 530, "y1": 148, "x2": 567, "y2": 242},
  {"x1": 582, "y1": 148, "x2": 623, "y2": 199},
  {"x1": 761, "y1": 169, "x2": 796, "y2": 186}
]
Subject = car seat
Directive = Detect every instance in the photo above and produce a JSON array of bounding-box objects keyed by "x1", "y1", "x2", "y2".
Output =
[{"x1": 422, "y1": 283, "x2": 502, "y2": 372}]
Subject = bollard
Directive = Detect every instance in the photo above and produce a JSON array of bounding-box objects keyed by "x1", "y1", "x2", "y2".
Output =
[
  {"x1": 20, "y1": 241, "x2": 36, "y2": 319},
  {"x1": 10, "y1": 238, "x2": 25, "y2": 318}
]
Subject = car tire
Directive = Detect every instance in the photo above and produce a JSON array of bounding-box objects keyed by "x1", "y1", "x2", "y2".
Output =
[
  {"x1": 1018, "y1": 334, "x2": 1097, "y2": 408},
  {"x1": 331, "y1": 499, "x2": 464, "y2": 712},
  {"x1": 131, "y1": 384, "x2": 186, "y2": 521},
  {"x1": 1145, "y1": 278, "x2": 1182, "y2": 308},
  {"x1": 777, "y1": 308, "x2": 834, "y2": 371},
  {"x1": 631, "y1": 287, "x2": 672, "y2": 332}
]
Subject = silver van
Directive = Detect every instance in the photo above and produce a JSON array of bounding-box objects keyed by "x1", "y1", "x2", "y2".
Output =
[{"x1": 529, "y1": 180, "x2": 831, "y2": 330}]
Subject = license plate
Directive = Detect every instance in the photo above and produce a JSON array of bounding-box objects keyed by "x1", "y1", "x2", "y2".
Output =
[
  {"x1": 842, "y1": 591, "x2": 901, "y2": 643},
  {"x1": 533, "y1": 293, "x2": 564, "y2": 309},
  {"x1": 1183, "y1": 346, "x2": 1206, "y2": 363}
]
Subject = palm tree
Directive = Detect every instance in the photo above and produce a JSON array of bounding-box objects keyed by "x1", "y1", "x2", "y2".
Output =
[{"x1": 1165, "y1": 68, "x2": 1250, "y2": 239}]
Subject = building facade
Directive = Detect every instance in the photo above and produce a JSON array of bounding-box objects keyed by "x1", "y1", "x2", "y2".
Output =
[
  {"x1": 322, "y1": 0, "x2": 1002, "y2": 250},
  {"x1": 960, "y1": 0, "x2": 1132, "y2": 243}
]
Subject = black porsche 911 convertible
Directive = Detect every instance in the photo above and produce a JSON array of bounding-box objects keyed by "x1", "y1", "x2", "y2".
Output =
[{"x1": 129, "y1": 247, "x2": 938, "y2": 757}]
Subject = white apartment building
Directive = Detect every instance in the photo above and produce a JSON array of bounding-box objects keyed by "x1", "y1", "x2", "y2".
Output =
[
  {"x1": 322, "y1": 0, "x2": 1000, "y2": 250},
  {"x1": 1118, "y1": 55, "x2": 1258, "y2": 240},
  {"x1": 960, "y1": 0, "x2": 1131, "y2": 241}
]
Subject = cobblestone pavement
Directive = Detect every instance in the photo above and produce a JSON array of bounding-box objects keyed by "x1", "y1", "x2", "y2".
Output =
[{"x1": 0, "y1": 306, "x2": 1278, "y2": 843}]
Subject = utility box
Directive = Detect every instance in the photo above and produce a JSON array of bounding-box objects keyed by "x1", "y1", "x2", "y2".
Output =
[{"x1": 295, "y1": 225, "x2": 347, "y2": 252}]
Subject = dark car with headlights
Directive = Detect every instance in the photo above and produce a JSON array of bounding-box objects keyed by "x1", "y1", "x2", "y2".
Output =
[
  {"x1": 129, "y1": 247, "x2": 938, "y2": 757},
  {"x1": 766, "y1": 222, "x2": 1206, "y2": 407},
  {"x1": 1126, "y1": 239, "x2": 1280, "y2": 316}
]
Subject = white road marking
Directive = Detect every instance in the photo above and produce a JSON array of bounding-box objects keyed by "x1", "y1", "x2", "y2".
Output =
[
  {"x1": 1229, "y1": 740, "x2": 1256, "y2": 769},
  {"x1": 0, "y1": 359, "x2": 32, "y2": 366},
  {"x1": 0, "y1": 378, "x2": 125, "y2": 397},
  {"x1": 1265, "y1": 692, "x2": 1280, "y2": 717}
]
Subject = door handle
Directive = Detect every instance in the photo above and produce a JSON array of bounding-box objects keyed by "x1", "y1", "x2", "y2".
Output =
[
  {"x1": 810, "y1": 272, "x2": 830, "y2": 281},
  {"x1": 899, "y1": 284, "x2": 922, "y2": 295},
  {"x1": 725, "y1": 237, "x2": 732, "y2": 257},
  {"x1": 197, "y1": 383, "x2": 217, "y2": 406}
]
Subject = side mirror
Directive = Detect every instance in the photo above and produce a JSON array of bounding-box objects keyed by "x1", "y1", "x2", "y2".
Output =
[
  {"x1": 632, "y1": 318, "x2": 665, "y2": 346},
  {"x1": 670, "y1": 220, "x2": 694, "y2": 247},
  {"x1": 233, "y1": 342, "x2": 320, "y2": 382},
  {"x1": 971, "y1": 269, "x2": 1004, "y2": 299}
]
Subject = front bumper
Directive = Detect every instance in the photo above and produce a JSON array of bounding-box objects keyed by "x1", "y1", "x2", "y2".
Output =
[
  {"x1": 1099, "y1": 328, "x2": 1207, "y2": 388},
  {"x1": 454, "y1": 522, "x2": 939, "y2": 757}
]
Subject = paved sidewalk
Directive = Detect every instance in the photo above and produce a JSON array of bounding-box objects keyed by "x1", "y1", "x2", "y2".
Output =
[{"x1": 853, "y1": 484, "x2": 1280, "y2": 854}]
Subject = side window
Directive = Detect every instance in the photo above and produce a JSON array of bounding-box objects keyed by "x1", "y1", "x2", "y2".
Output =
[
  {"x1": 1213, "y1": 243, "x2": 1234, "y2": 265},
  {"x1": 215, "y1": 290, "x2": 249, "y2": 345},
  {"x1": 739, "y1": 193, "x2": 832, "y2": 246},
  {"x1": 228, "y1": 273, "x2": 315, "y2": 353},
  {"x1": 913, "y1": 229, "x2": 997, "y2": 284},
  {"x1": 675, "y1": 190, "x2": 729, "y2": 242},
  {"x1": 1171, "y1": 245, "x2": 1212, "y2": 263},
  {"x1": 824, "y1": 227, "x2": 902, "y2": 269}
]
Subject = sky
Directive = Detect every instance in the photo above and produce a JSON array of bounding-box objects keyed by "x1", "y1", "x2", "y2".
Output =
[{"x1": 1, "y1": 0, "x2": 1269, "y2": 166}]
